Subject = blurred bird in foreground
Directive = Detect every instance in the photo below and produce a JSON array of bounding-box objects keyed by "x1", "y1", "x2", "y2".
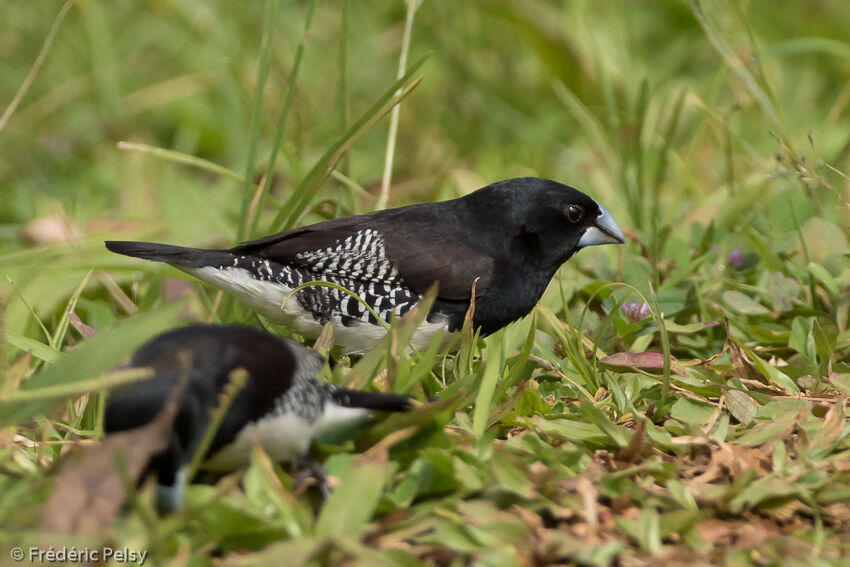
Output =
[{"x1": 104, "y1": 324, "x2": 415, "y2": 511}]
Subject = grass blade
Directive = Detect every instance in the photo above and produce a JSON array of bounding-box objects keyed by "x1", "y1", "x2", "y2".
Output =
[
  {"x1": 691, "y1": 0, "x2": 791, "y2": 147},
  {"x1": 0, "y1": 0, "x2": 75, "y2": 132},
  {"x1": 552, "y1": 80, "x2": 618, "y2": 171},
  {"x1": 0, "y1": 367, "x2": 153, "y2": 403},
  {"x1": 5, "y1": 333, "x2": 62, "y2": 364},
  {"x1": 247, "y1": 0, "x2": 318, "y2": 239},
  {"x1": 473, "y1": 336, "x2": 504, "y2": 437},
  {"x1": 646, "y1": 283, "x2": 672, "y2": 415},
  {"x1": 52, "y1": 268, "x2": 94, "y2": 351},
  {"x1": 117, "y1": 141, "x2": 244, "y2": 183},
  {"x1": 237, "y1": 0, "x2": 278, "y2": 242},
  {"x1": 376, "y1": 0, "x2": 420, "y2": 211},
  {"x1": 269, "y1": 52, "x2": 430, "y2": 233}
]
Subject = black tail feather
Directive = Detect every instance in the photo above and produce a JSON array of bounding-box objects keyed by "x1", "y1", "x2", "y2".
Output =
[
  {"x1": 105, "y1": 241, "x2": 235, "y2": 267},
  {"x1": 330, "y1": 388, "x2": 413, "y2": 412}
]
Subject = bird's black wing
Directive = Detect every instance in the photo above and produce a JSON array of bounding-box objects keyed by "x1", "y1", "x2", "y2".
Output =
[{"x1": 230, "y1": 208, "x2": 496, "y2": 300}]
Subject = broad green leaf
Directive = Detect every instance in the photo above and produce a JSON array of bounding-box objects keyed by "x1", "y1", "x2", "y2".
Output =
[
  {"x1": 473, "y1": 339, "x2": 504, "y2": 437},
  {"x1": 315, "y1": 459, "x2": 386, "y2": 538},
  {"x1": 670, "y1": 397, "x2": 716, "y2": 426},
  {"x1": 729, "y1": 476, "x2": 800, "y2": 512},
  {"x1": 491, "y1": 454, "x2": 534, "y2": 499},
  {"x1": 515, "y1": 389, "x2": 550, "y2": 417},
  {"x1": 722, "y1": 290, "x2": 770, "y2": 316},
  {"x1": 725, "y1": 389, "x2": 757, "y2": 426},
  {"x1": 735, "y1": 407, "x2": 800, "y2": 446},
  {"x1": 807, "y1": 262, "x2": 839, "y2": 297},
  {"x1": 765, "y1": 271, "x2": 800, "y2": 312},
  {"x1": 5, "y1": 333, "x2": 62, "y2": 364},
  {"x1": 580, "y1": 403, "x2": 629, "y2": 447},
  {"x1": 788, "y1": 316, "x2": 816, "y2": 361},
  {"x1": 528, "y1": 415, "x2": 612, "y2": 446}
]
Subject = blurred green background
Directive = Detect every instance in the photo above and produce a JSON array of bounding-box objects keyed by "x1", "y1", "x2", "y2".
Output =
[
  {"x1": 2, "y1": 1, "x2": 850, "y2": 563},
  {"x1": 4, "y1": 0, "x2": 848, "y2": 229},
  {"x1": 3, "y1": 0, "x2": 848, "y2": 341}
]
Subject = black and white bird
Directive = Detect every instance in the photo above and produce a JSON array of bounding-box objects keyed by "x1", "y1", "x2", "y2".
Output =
[
  {"x1": 106, "y1": 177, "x2": 624, "y2": 353},
  {"x1": 104, "y1": 324, "x2": 414, "y2": 511}
]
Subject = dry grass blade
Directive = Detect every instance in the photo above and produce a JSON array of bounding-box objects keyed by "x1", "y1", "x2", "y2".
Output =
[
  {"x1": 376, "y1": 0, "x2": 420, "y2": 210},
  {"x1": 270, "y1": 52, "x2": 430, "y2": 232},
  {"x1": 68, "y1": 312, "x2": 97, "y2": 339},
  {"x1": 0, "y1": 0, "x2": 75, "y2": 131}
]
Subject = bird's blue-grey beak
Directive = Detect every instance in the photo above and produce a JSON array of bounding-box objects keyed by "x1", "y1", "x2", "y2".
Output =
[{"x1": 577, "y1": 204, "x2": 625, "y2": 247}]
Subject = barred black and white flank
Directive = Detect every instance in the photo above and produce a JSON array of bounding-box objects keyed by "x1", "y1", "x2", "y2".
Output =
[
  {"x1": 104, "y1": 325, "x2": 413, "y2": 511},
  {"x1": 106, "y1": 177, "x2": 624, "y2": 353}
]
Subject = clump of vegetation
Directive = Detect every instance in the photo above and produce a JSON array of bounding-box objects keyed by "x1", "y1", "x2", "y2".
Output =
[{"x1": 2, "y1": 1, "x2": 849, "y2": 564}]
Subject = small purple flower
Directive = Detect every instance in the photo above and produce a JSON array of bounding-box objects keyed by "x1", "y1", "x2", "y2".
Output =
[
  {"x1": 621, "y1": 301, "x2": 650, "y2": 323},
  {"x1": 727, "y1": 248, "x2": 747, "y2": 269}
]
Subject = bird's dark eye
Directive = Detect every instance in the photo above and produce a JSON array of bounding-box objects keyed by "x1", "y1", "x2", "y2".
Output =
[{"x1": 565, "y1": 204, "x2": 584, "y2": 223}]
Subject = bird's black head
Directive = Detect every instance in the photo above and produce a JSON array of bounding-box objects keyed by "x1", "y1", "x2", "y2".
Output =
[{"x1": 478, "y1": 177, "x2": 625, "y2": 268}]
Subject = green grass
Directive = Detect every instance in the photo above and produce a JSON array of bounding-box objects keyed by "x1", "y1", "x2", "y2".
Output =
[{"x1": 2, "y1": 1, "x2": 850, "y2": 564}]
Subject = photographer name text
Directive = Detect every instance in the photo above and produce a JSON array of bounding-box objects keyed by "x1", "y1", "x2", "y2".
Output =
[{"x1": 11, "y1": 546, "x2": 148, "y2": 565}]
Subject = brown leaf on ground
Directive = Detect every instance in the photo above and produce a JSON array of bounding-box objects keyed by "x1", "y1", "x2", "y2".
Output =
[
  {"x1": 723, "y1": 320, "x2": 768, "y2": 385},
  {"x1": 761, "y1": 498, "x2": 809, "y2": 524},
  {"x1": 686, "y1": 441, "x2": 772, "y2": 488},
  {"x1": 808, "y1": 396, "x2": 846, "y2": 451},
  {"x1": 312, "y1": 321, "x2": 335, "y2": 356},
  {"x1": 615, "y1": 417, "x2": 646, "y2": 463},
  {"x1": 695, "y1": 518, "x2": 778, "y2": 549},
  {"x1": 822, "y1": 502, "x2": 850, "y2": 524},
  {"x1": 727, "y1": 339, "x2": 765, "y2": 383},
  {"x1": 735, "y1": 521, "x2": 771, "y2": 548},
  {"x1": 576, "y1": 476, "x2": 599, "y2": 531},
  {"x1": 734, "y1": 378, "x2": 787, "y2": 395},
  {"x1": 40, "y1": 353, "x2": 190, "y2": 536},
  {"x1": 599, "y1": 352, "x2": 684, "y2": 376},
  {"x1": 694, "y1": 519, "x2": 734, "y2": 544},
  {"x1": 509, "y1": 504, "x2": 585, "y2": 566},
  {"x1": 40, "y1": 401, "x2": 177, "y2": 536}
]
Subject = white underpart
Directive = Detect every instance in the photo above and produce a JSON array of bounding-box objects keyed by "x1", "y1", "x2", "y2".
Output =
[
  {"x1": 408, "y1": 314, "x2": 451, "y2": 352},
  {"x1": 186, "y1": 265, "x2": 324, "y2": 335},
  {"x1": 202, "y1": 401, "x2": 370, "y2": 471},
  {"x1": 183, "y1": 265, "x2": 451, "y2": 354}
]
